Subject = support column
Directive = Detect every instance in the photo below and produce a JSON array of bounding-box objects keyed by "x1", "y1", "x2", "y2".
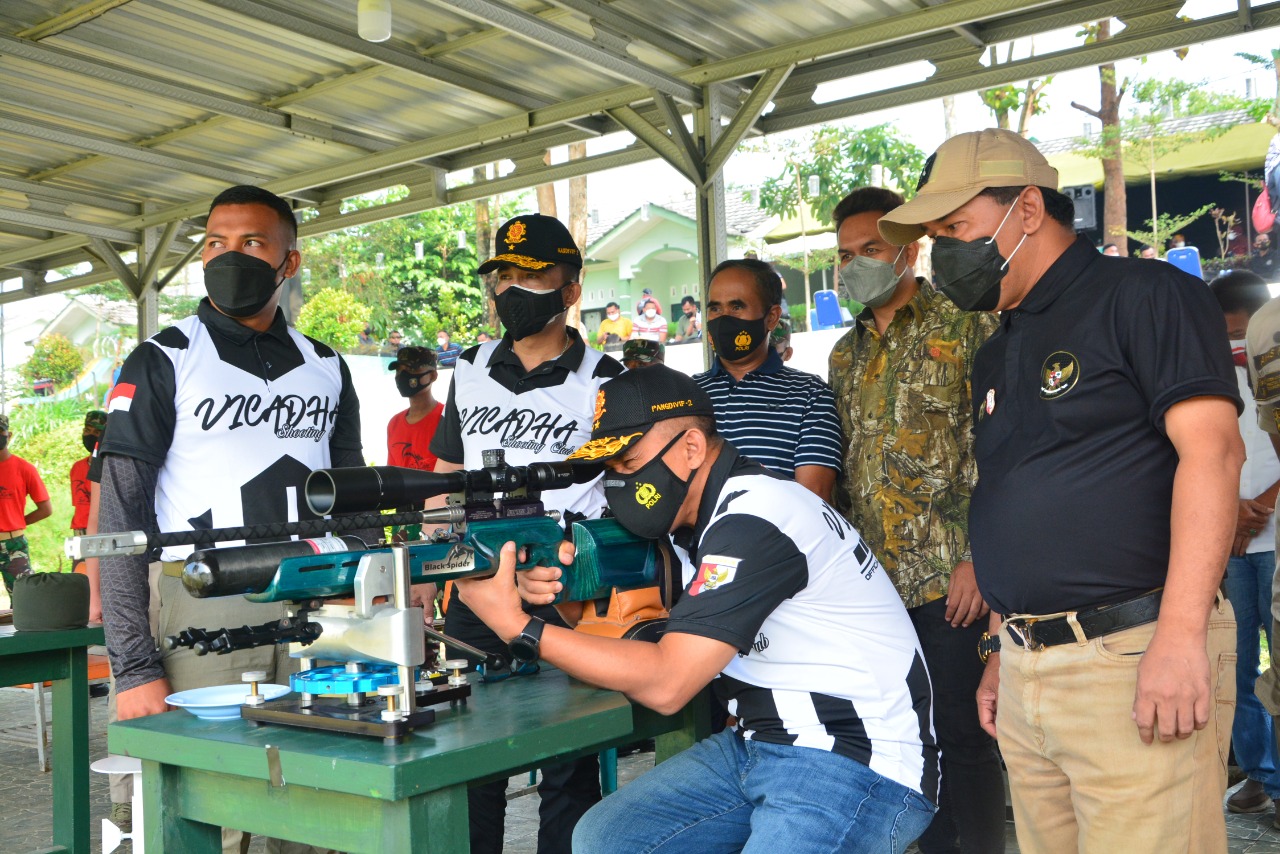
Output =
[{"x1": 135, "y1": 221, "x2": 160, "y2": 341}]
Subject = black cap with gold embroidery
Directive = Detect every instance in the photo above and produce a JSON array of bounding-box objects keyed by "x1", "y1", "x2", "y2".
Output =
[
  {"x1": 567, "y1": 366, "x2": 715, "y2": 462},
  {"x1": 477, "y1": 213, "x2": 582, "y2": 274}
]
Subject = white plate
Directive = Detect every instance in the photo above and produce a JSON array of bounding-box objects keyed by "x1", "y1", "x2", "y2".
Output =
[{"x1": 165, "y1": 683, "x2": 290, "y2": 720}]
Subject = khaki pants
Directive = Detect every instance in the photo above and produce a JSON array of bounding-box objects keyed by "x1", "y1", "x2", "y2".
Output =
[
  {"x1": 155, "y1": 573, "x2": 323, "y2": 854},
  {"x1": 997, "y1": 598, "x2": 1236, "y2": 854}
]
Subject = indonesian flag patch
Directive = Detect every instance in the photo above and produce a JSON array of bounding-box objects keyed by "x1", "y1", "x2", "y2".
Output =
[
  {"x1": 107, "y1": 382, "x2": 136, "y2": 414},
  {"x1": 689, "y1": 555, "x2": 741, "y2": 596}
]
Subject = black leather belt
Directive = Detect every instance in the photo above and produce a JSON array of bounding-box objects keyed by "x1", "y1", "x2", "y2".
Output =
[{"x1": 1004, "y1": 588, "x2": 1163, "y2": 650}]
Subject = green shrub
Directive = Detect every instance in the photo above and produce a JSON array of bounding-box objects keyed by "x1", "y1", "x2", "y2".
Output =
[
  {"x1": 21, "y1": 333, "x2": 84, "y2": 388},
  {"x1": 296, "y1": 288, "x2": 372, "y2": 351}
]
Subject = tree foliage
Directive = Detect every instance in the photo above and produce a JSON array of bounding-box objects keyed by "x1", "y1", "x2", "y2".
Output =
[
  {"x1": 21, "y1": 334, "x2": 83, "y2": 387},
  {"x1": 756, "y1": 124, "x2": 927, "y2": 225},
  {"x1": 1125, "y1": 203, "x2": 1215, "y2": 249},
  {"x1": 295, "y1": 288, "x2": 371, "y2": 350},
  {"x1": 300, "y1": 191, "x2": 526, "y2": 344}
]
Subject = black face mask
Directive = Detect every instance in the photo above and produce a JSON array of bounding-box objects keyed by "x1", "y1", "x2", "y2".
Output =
[
  {"x1": 204, "y1": 251, "x2": 288, "y2": 318},
  {"x1": 0, "y1": 435, "x2": 9, "y2": 452},
  {"x1": 706, "y1": 315, "x2": 767, "y2": 362},
  {"x1": 604, "y1": 432, "x2": 693, "y2": 540},
  {"x1": 929, "y1": 196, "x2": 1027, "y2": 313},
  {"x1": 495, "y1": 285, "x2": 566, "y2": 341},
  {"x1": 395, "y1": 372, "x2": 431, "y2": 399},
  {"x1": 82, "y1": 435, "x2": 98, "y2": 454}
]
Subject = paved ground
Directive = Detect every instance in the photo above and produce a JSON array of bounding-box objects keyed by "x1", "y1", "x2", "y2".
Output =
[{"x1": 1, "y1": 685, "x2": 1278, "y2": 853}]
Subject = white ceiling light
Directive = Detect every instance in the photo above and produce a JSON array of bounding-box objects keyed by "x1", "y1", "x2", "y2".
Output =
[{"x1": 358, "y1": 0, "x2": 392, "y2": 42}]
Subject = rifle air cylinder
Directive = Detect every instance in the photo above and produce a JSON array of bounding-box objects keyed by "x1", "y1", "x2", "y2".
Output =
[{"x1": 182, "y1": 536, "x2": 367, "y2": 599}]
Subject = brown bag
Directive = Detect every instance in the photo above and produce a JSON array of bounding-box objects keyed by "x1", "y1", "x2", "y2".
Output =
[{"x1": 573, "y1": 538, "x2": 679, "y2": 642}]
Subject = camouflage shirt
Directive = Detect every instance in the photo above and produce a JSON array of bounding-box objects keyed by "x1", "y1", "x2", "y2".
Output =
[{"x1": 829, "y1": 284, "x2": 997, "y2": 609}]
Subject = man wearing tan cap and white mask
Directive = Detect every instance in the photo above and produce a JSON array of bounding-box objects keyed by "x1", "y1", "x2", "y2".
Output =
[{"x1": 879, "y1": 128, "x2": 1244, "y2": 853}]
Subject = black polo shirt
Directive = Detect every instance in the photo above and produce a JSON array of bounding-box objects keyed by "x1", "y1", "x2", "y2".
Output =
[{"x1": 968, "y1": 238, "x2": 1240, "y2": 615}]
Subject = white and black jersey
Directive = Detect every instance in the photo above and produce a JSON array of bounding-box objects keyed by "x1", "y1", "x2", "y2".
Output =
[
  {"x1": 668, "y1": 444, "x2": 939, "y2": 801},
  {"x1": 98, "y1": 301, "x2": 362, "y2": 561},
  {"x1": 431, "y1": 328, "x2": 624, "y2": 519}
]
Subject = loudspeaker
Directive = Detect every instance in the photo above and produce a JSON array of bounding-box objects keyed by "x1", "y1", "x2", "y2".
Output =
[{"x1": 1064, "y1": 184, "x2": 1096, "y2": 231}]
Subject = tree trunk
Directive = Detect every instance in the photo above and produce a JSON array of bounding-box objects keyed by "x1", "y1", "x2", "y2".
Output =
[
  {"x1": 473, "y1": 166, "x2": 498, "y2": 332},
  {"x1": 536, "y1": 151, "x2": 558, "y2": 217},
  {"x1": 1098, "y1": 56, "x2": 1128, "y2": 255},
  {"x1": 942, "y1": 95, "x2": 958, "y2": 140},
  {"x1": 566, "y1": 142, "x2": 588, "y2": 334}
]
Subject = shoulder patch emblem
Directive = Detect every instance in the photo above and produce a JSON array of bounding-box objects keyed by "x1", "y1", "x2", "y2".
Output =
[
  {"x1": 1039, "y1": 351, "x2": 1080, "y2": 400},
  {"x1": 689, "y1": 555, "x2": 741, "y2": 596}
]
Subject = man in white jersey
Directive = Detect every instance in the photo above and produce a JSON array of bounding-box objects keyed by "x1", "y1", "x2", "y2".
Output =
[
  {"x1": 458, "y1": 366, "x2": 939, "y2": 854},
  {"x1": 429, "y1": 213, "x2": 624, "y2": 854},
  {"x1": 97, "y1": 185, "x2": 364, "y2": 854}
]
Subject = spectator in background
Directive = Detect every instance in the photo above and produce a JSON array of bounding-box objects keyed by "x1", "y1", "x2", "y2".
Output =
[
  {"x1": 634, "y1": 287, "x2": 654, "y2": 318},
  {"x1": 70, "y1": 410, "x2": 107, "y2": 539},
  {"x1": 595, "y1": 301, "x2": 632, "y2": 352},
  {"x1": 387, "y1": 346, "x2": 443, "y2": 543},
  {"x1": 622, "y1": 338, "x2": 664, "y2": 369},
  {"x1": 1102, "y1": 243, "x2": 1120, "y2": 256},
  {"x1": 1139, "y1": 244, "x2": 1158, "y2": 259},
  {"x1": 631, "y1": 298, "x2": 668, "y2": 343},
  {"x1": 476, "y1": 331, "x2": 493, "y2": 344},
  {"x1": 436, "y1": 329, "x2": 463, "y2": 368},
  {"x1": 770, "y1": 317, "x2": 792, "y2": 362},
  {"x1": 672, "y1": 296, "x2": 702, "y2": 343},
  {"x1": 0, "y1": 413, "x2": 51, "y2": 602},
  {"x1": 358, "y1": 324, "x2": 375, "y2": 347},
  {"x1": 1211, "y1": 270, "x2": 1280, "y2": 819},
  {"x1": 383, "y1": 329, "x2": 404, "y2": 355},
  {"x1": 1251, "y1": 233, "x2": 1277, "y2": 281},
  {"x1": 697, "y1": 258, "x2": 841, "y2": 502}
]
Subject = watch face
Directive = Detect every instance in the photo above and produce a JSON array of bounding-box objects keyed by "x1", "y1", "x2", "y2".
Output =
[{"x1": 510, "y1": 637, "x2": 537, "y2": 663}]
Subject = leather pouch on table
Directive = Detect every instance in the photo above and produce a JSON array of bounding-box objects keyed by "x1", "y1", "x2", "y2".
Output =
[{"x1": 573, "y1": 537, "x2": 679, "y2": 642}]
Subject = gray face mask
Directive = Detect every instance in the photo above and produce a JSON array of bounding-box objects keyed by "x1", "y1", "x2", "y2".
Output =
[{"x1": 839, "y1": 246, "x2": 906, "y2": 309}]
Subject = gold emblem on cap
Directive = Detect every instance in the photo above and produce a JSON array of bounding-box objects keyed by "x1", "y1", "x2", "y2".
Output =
[
  {"x1": 592, "y1": 390, "x2": 606, "y2": 430},
  {"x1": 734, "y1": 330, "x2": 752, "y2": 351},
  {"x1": 566, "y1": 432, "x2": 643, "y2": 461},
  {"x1": 505, "y1": 220, "x2": 528, "y2": 250}
]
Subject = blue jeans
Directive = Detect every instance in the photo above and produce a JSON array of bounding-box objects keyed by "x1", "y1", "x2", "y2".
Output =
[
  {"x1": 1224, "y1": 551, "x2": 1280, "y2": 796},
  {"x1": 572, "y1": 728, "x2": 936, "y2": 853}
]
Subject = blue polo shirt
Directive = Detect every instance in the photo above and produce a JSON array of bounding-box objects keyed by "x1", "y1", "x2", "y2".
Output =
[{"x1": 693, "y1": 349, "x2": 843, "y2": 477}]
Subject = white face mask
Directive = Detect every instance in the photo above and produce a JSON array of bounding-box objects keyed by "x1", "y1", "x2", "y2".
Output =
[
  {"x1": 644, "y1": 309, "x2": 657, "y2": 319},
  {"x1": 607, "y1": 312, "x2": 619, "y2": 321}
]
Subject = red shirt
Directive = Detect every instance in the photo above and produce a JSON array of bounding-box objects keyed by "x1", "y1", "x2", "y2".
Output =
[
  {"x1": 70, "y1": 456, "x2": 91, "y2": 529},
  {"x1": 0, "y1": 454, "x2": 49, "y2": 533},
  {"x1": 386, "y1": 404, "x2": 444, "y2": 470}
]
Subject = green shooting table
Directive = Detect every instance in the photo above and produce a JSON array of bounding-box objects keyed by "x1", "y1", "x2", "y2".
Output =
[
  {"x1": 0, "y1": 623, "x2": 105, "y2": 854},
  {"x1": 110, "y1": 668, "x2": 707, "y2": 853}
]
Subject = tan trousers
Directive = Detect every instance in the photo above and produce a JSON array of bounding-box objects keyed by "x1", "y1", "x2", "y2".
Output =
[{"x1": 997, "y1": 598, "x2": 1236, "y2": 854}]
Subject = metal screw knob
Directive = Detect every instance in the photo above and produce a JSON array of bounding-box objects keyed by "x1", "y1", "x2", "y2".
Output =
[
  {"x1": 443, "y1": 658, "x2": 469, "y2": 687},
  {"x1": 242, "y1": 671, "x2": 268, "y2": 706},
  {"x1": 378, "y1": 685, "x2": 401, "y2": 721}
]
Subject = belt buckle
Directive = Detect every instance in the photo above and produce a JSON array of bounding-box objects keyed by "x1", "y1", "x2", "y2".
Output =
[{"x1": 1007, "y1": 617, "x2": 1044, "y2": 651}]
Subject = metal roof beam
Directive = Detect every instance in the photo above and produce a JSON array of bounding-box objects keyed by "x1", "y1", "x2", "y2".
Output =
[
  {"x1": 16, "y1": 0, "x2": 133, "y2": 40},
  {"x1": 0, "y1": 176, "x2": 140, "y2": 216},
  {"x1": 761, "y1": 1, "x2": 1280, "y2": 132},
  {"x1": 544, "y1": 0, "x2": 712, "y2": 64},
  {"x1": 86, "y1": 237, "x2": 140, "y2": 296},
  {"x1": 704, "y1": 65, "x2": 793, "y2": 182},
  {"x1": 200, "y1": 0, "x2": 553, "y2": 112},
  {"x1": 446, "y1": 0, "x2": 703, "y2": 105},
  {"x1": 0, "y1": 33, "x2": 409, "y2": 153},
  {"x1": 0, "y1": 205, "x2": 139, "y2": 243},
  {"x1": 0, "y1": 111, "x2": 270, "y2": 187},
  {"x1": 606, "y1": 106, "x2": 702, "y2": 184}
]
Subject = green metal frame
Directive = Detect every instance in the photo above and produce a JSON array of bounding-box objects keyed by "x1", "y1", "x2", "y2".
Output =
[{"x1": 0, "y1": 625, "x2": 105, "y2": 854}]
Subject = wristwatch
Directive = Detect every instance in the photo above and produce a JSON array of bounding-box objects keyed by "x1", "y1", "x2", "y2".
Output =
[
  {"x1": 508, "y1": 616, "x2": 546, "y2": 664},
  {"x1": 978, "y1": 631, "x2": 1001, "y2": 664}
]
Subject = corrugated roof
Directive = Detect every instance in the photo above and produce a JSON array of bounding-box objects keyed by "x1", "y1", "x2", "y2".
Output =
[{"x1": 0, "y1": 0, "x2": 1275, "y2": 306}]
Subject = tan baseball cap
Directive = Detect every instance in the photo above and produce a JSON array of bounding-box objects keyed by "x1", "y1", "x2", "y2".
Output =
[{"x1": 878, "y1": 129, "x2": 1059, "y2": 245}]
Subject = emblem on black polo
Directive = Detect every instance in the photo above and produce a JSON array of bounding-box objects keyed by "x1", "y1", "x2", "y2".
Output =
[{"x1": 1040, "y1": 351, "x2": 1080, "y2": 399}]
